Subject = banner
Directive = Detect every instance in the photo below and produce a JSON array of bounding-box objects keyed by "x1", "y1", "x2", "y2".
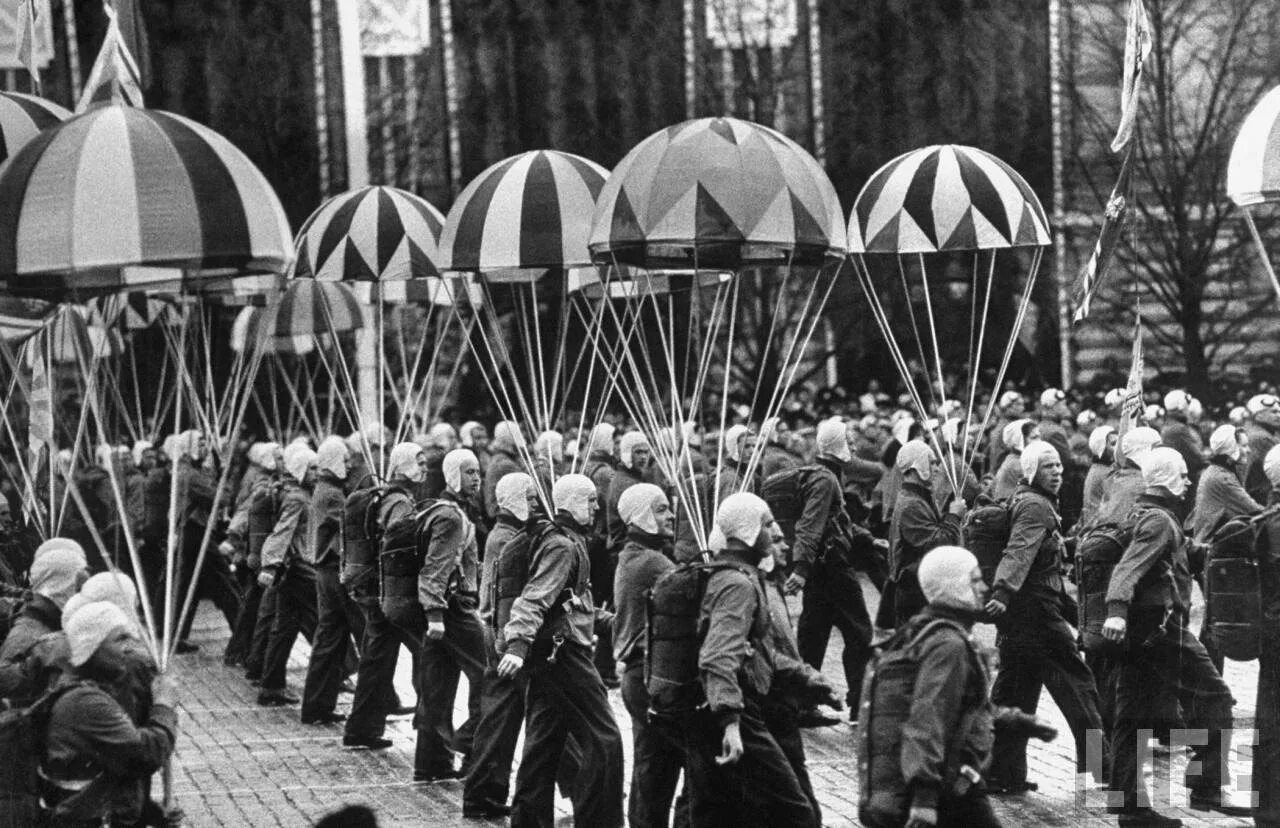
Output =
[
  {"x1": 0, "y1": 0, "x2": 52, "y2": 71},
  {"x1": 360, "y1": 0, "x2": 430, "y2": 57}
]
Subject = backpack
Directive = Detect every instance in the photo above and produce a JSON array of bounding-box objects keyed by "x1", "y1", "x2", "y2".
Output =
[
  {"x1": 489, "y1": 519, "x2": 567, "y2": 650},
  {"x1": 0, "y1": 679, "x2": 88, "y2": 821},
  {"x1": 644, "y1": 561, "x2": 767, "y2": 716},
  {"x1": 246, "y1": 477, "x2": 287, "y2": 569},
  {"x1": 1074, "y1": 522, "x2": 1134, "y2": 654},
  {"x1": 379, "y1": 499, "x2": 451, "y2": 623},
  {"x1": 856, "y1": 619, "x2": 988, "y2": 826},
  {"x1": 962, "y1": 497, "x2": 1013, "y2": 586},
  {"x1": 342, "y1": 484, "x2": 392, "y2": 602},
  {"x1": 1205, "y1": 516, "x2": 1263, "y2": 662},
  {"x1": 760, "y1": 465, "x2": 822, "y2": 543}
]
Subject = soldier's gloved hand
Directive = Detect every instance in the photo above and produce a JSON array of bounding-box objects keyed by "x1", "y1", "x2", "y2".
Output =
[
  {"x1": 497, "y1": 653, "x2": 524, "y2": 679},
  {"x1": 995, "y1": 709, "x2": 1057, "y2": 742},
  {"x1": 716, "y1": 721, "x2": 743, "y2": 765},
  {"x1": 983, "y1": 599, "x2": 1006, "y2": 618},
  {"x1": 217, "y1": 540, "x2": 235, "y2": 558},
  {"x1": 427, "y1": 620, "x2": 445, "y2": 640},
  {"x1": 905, "y1": 805, "x2": 937, "y2": 827},
  {"x1": 1028, "y1": 717, "x2": 1058, "y2": 742},
  {"x1": 1102, "y1": 616, "x2": 1126, "y2": 642},
  {"x1": 809, "y1": 676, "x2": 844, "y2": 711},
  {"x1": 783, "y1": 573, "x2": 807, "y2": 595},
  {"x1": 948, "y1": 498, "x2": 967, "y2": 518},
  {"x1": 151, "y1": 674, "x2": 180, "y2": 709},
  {"x1": 257, "y1": 567, "x2": 275, "y2": 589}
]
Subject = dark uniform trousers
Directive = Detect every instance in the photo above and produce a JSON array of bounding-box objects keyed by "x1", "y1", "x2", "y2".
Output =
[
  {"x1": 861, "y1": 791, "x2": 1001, "y2": 828},
  {"x1": 665, "y1": 699, "x2": 817, "y2": 827},
  {"x1": 510, "y1": 641, "x2": 624, "y2": 828},
  {"x1": 795, "y1": 551, "x2": 873, "y2": 709},
  {"x1": 1109, "y1": 618, "x2": 1234, "y2": 813},
  {"x1": 244, "y1": 580, "x2": 277, "y2": 679},
  {"x1": 261, "y1": 563, "x2": 318, "y2": 691},
  {"x1": 621, "y1": 662, "x2": 683, "y2": 828},
  {"x1": 464, "y1": 629, "x2": 528, "y2": 810},
  {"x1": 415, "y1": 600, "x2": 486, "y2": 775},
  {"x1": 301, "y1": 563, "x2": 365, "y2": 718},
  {"x1": 989, "y1": 599, "x2": 1104, "y2": 786},
  {"x1": 761, "y1": 697, "x2": 821, "y2": 823},
  {"x1": 176, "y1": 520, "x2": 242, "y2": 642},
  {"x1": 344, "y1": 599, "x2": 417, "y2": 741},
  {"x1": 224, "y1": 567, "x2": 260, "y2": 663}
]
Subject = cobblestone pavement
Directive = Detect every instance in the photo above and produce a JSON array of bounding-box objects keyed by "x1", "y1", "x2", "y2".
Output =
[{"x1": 167, "y1": 578, "x2": 1259, "y2": 827}]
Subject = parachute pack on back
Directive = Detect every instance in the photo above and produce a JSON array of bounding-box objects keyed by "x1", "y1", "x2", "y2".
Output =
[
  {"x1": 342, "y1": 483, "x2": 392, "y2": 603},
  {"x1": 961, "y1": 496, "x2": 1014, "y2": 585},
  {"x1": 761, "y1": 465, "x2": 821, "y2": 542},
  {"x1": 1074, "y1": 521, "x2": 1134, "y2": 653},
  {"x1": 379, "y1": 499, "x2": 454, "y2": 626},
  {"x1": 1205, "y1": 515, "x2": 1265, "y2": 662},
  {"x1": 488, "y1": 518, "x2": 568, "y2": 650},
  {"x1": 644, "y1": 561, "x2": 768, "y2": 715},
  {"x1": 0, "y1": 680, "x2": 89, "y2": 825},
  {"x1": 855, "y1": 619, "x2": 988, "y2": 826},
  {"x1": 246, "y1": 477, "x2": 287, "y2": 568}
]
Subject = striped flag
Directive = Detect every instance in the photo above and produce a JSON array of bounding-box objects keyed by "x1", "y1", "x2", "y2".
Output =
[
  {"x1": 16, "y1": 0, "x2": 38, "y2": 83},
  {"x1": 76, "y1": 4, "x2": 144, "y2": 113},
  {"x1": 1071, "y1": 145, "x2": 1135, "y2": 322},
  {"x1": 1117, "y1": 313, "x2": 1144, "y2": 444},
  {"x1": 1111, "y1": 0, "x2": 1153, "y2": 153}
]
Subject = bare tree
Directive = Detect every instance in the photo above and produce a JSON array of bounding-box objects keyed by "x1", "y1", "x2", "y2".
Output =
[{"x1": 1067, "y1": 0, "x2": 1280, "y2": 396}]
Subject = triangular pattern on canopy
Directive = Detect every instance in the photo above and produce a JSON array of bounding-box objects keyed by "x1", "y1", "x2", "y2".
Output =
[
  {"x1": 849, "y1": 144, "x2": 1051, "y2": 254},
  {"x1": 293, "y1": 185, "x2": 445, "y2": 283},
  {"x1": 589, "y1": 116, "x2": 846, "y2": 268}
]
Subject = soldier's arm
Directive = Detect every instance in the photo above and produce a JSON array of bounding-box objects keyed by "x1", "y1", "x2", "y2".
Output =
[
  {"x1": 1105, "y1": 511, "x2": 1170, "y2": 619},
  {"x1": 419, "y1": 509, "x2": 464, "y2": 621},
  {"x1": 698, "y1": 572, "x2": 757, "y2": 728},
  {"x1": 900, "y1": 633, "x2": 972, "y2": 812},
  {"x1": 502, "y1": 538, "x2": 573, "y2": 659},
  {"x1": 259, "y1": 495, "x2": 303, "y2": 570},
  {"x1": 990, "y1": 499, "x2": 1050, "y2": 607},
  {"x1": 898, "y1": 497, "x2": 962, "y2": 554}
]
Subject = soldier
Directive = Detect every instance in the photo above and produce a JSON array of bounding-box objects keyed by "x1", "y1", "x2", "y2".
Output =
[
  {"x1": 985, "y1": 441, "x2": 1104, "y2": 795},
  {"x1": 1102, "y1": 447, "x2": 1248, "y2": 825},
  {"x1": 256, "y1": 443, "x2": 319, "y2": 707},
  {"x1": 1160, "y1": 390, "x2": 1207, "y2": 483},
  {"x1": 786, "y1": 417, "x2": 874, "y2": 720},
  {"x1": 498, "y1": 474, "x2": 623, "y2": 828},
  {"x1": 1252, "y1": 444, "x2": 1280, "y2": 825},
  {"x1": 1191, "y1": 424, "x2": 1262, "y2": 543},
  {"x1": 422, "y1": 422, "x2": 460, "y2": 498},
  {"x1": 1087, "y1": 427, "x2": 1162, "y2": 530},
  {"x1": 612, "y1": 483, "x2": 681, "y2": 828},
  {"x1": 300, "y1": 436, "x2": 363, "y2": 725},
  {"x1": 715, "y1": 425, "x2": 758, "y2": 502},
  {"x1": 761, "y1": 416, "x2": 802, "y2": 479},
  {"x1": 990, "y1": 419, "x2": 1035, "y2": 501},
  {"x1": 683, "y1": 493, "x2": 818, "y2": 826},
  {"x1": 888, "y1": 440, "x2": 965, "y2": 625},
  {"x1": 582, "y1": 423, "x2": 620, "y2": 688},
  {"x1": 413, "y1": 449, "x2": 487, "y2": 781},
  {"x1": 464, "y1": 472, "x2": 538, "y2": 819},
  {"x1": 343, "y1": 442, "x2": 427, "y2": 750},
  {"x1": 1080, "y1": 426, "x2": 1117, "y2": 528},
  {"x1": 482, "y1": 422, "x2": 525, "y2": 519},
  {"x1": 606, "y1": 431, "x2": 652, "y2": 551}
]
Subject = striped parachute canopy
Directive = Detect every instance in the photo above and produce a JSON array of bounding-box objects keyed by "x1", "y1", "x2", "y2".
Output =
[
  {"x1": 18, "y1": 304, "x2": 122, "y2": 366},
  {"x1": 292, "y1": 185, "x2": 444, "y2": 283},
  {"x1": 0, "y1": 105, "x2": 293, "y2": 299},
  {"x1": 847, "y1": 144, "x2": 1049, "y2": 499},
  {"x1": 89, "y1": 292, "x2": 180, "y2": 331},
  {"x1": 232, "y1": 280, "x2": 363, "y2": 353},
  {"x1": 438, "y1": 150, "x2": 609, "y2": 274},
  {"x1": 589, "y1": 116, "x2": 845, "y2": 269},
  {"x1": 0, "y1": 92, "x2": 69, "y2": 164},
  {"x1": 1228, "y1": 84, "x2": 1280, "y2": 207},
  {"x1": 849, "y1": 144, "x2": 1051, "y2": 254}
]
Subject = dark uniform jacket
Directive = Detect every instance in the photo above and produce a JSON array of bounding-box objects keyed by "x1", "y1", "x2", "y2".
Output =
[
  {"x1": 260, "y1": 479, "x2": 314, "y2": 572},
  {"x1": 612, "y1": 531, "x2": 675, "y2": 668},
  {"x1": 480, "y1": 514, "x2": 524, "y2": 629},
  {"x1": 1087, "y1": 463, "x2": 1145, "y2": 529},
  {"x1": 789, "y1": 458, "x2": 846, "y2": 581},
  {"x1": 889, "y1": 479, "x2": 962, "y2": 578},
  {"x1": 1257, "y1": 490, "x2": 1280, "y2": 632},
  {"x1": 1106, "y1": 492, "x2": 1195, "y2": 622},
  {"x1": 416, "y1": 490, "x2": 479, "y2": 624},
  {"x1": 698, "y1": 550, "x2": 774, "y2": 728},
  {"x1": 311, "y1": 472, "x2": 346, "y2": 568},
  {"x1": 606, "y1": 464, "x2": 649, "y2": 551},
  {"x1": 990, "y1": 483, "x2": 1066, "y2": 613},
  {"x1": 1161, "y1": 419, "x2": 1207, "y2": 481},
  {"x1": 502, "y1": 515, "x2": 596, "y2": 659},
  {"x1": 482, "y1": 449, "x2": 523, "y2": 519},
  {"x1": 0, "y1": 594, "x2": 61, "y2": 703},
  {"x1": 1189, "y1": 458, "x2": 1262, "y2": 543}
]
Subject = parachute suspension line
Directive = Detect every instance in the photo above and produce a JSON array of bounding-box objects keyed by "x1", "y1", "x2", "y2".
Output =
[
  {"x1": 54, "y1": 328, "x2": 102, "y2": 537},
  {"x1": 1244, "y1": 208, "x2": 1280, "y2": 302},
  {"x1": 160, "y1": 300, "x2": 193, "y2": 672},
  {"x1": 852, "y1": 256, "x2": 957, "y2": 493},
  {"x1": 313, "y1": 293, "x2": 373, "y2": 470},
  {"x1": 395, "y1": 302, "x2": 435, "y2": 441},
  {"x1": 128, "y1": 343, "x2": 146, "y2": 441},
  {"x1": 302, "y1": 355, "x2": 328, "y2": 438},
  {"x1": 514, "y1": 284, "x2": 547, "y2": 432},
  {"x1": 0, "y1": 335, "x2": 45, "y2": 537},
  {"x1": 563, "y1": 292, "x2": 610, "y2": 475},
  {"x1": 894, "y1": 255, "x2": 938, "y2": 419},
  {"x1": 264, "y1": 355, "x2": 284, "y2": 438},
  {"x1": 711, "y1": 274, "x2": 743, "y2": 513},
  {"x1": 960, "y1": 250, "x2": 999, "y2": 481},
  {"x1": 546, "y1": 275, "x2": 576, "y2": 432},
  {"x1": 917, "y1": 253, "x2": 961, "y2": 496},
  {"x1": 279, "y1": 359, "x2": 319, "y2": 440},
  {"x1": 743, "y1": 254, "x2": 842, "y2": 487},
  {"x1": 746, "y1": 257, "x2": 799, "y2": 422},
  {"x1": 973, "y1": 247, "x2": 1044, "y2": 465},
  {"x1": 169, "y1": 304, "x2": 270, "y2": 666}
]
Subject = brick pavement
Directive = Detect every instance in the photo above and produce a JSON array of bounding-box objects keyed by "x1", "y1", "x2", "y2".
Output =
[{"x1": 166, "y1": 578, "x2": 1259, "y2": 827}]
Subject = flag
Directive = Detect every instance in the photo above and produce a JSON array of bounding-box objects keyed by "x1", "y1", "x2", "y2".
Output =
[
  {"x1": 76, "y1": 4, "x2": 144, "y2": 113},
  {"x1": 111, "y1": 0, "x2": 151, "y2": 89},
  {"x1": 1071, "y1": 145, "x2": 1136, "y2": 323},
  {"x1": 16, "y1": 0, "x2": 37, "y2": 82},
  {"x1": 1117, "y1": 313, "x2": 1144, "y2": 448},
  {"x1": 28, "y1": 343, "x2": 52, "y2": 457},
  {"x1": 1110, "y1": 0, "x2": 1153, "y2": 153}
]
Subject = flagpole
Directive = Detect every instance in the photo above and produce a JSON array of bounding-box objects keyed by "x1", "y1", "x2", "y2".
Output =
[
  {"x1": 1050, "y1": 0, "x2": 1073, "y2": 388},
  {"x1": 63, "y1": 0, "x2": 81, "y2": 100},
  {"x1": 684, "y1": 0, "x2": 696, "y2": 117},
  {"x1": 807, "y1": 0, "x2": 824, "y2": 165},
  {"x1": 310, "y1": 0, "x2": 330, "y2": 197}
]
